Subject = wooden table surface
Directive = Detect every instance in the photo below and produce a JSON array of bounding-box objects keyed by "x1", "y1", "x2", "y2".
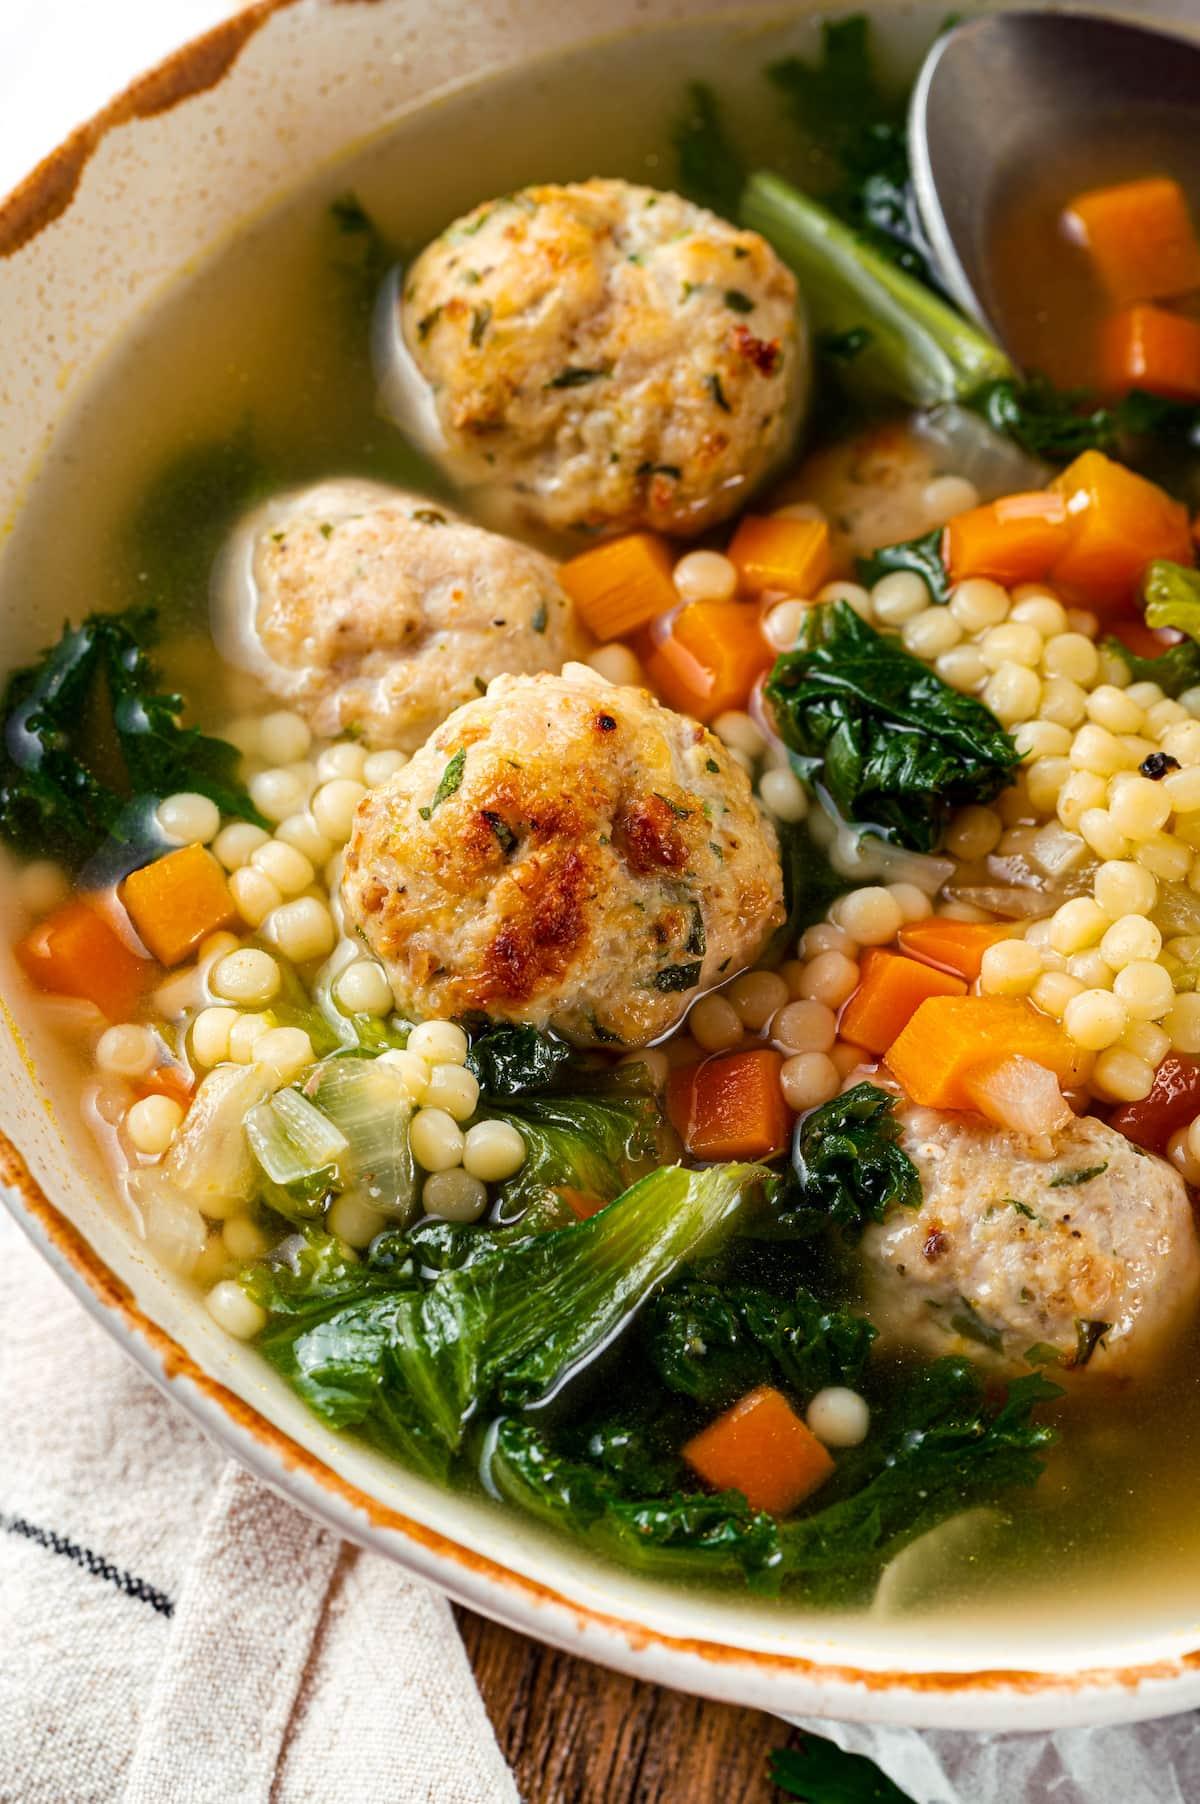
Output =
[{"x1": 457, "y1": 1607, "x2": 801, "y2": 1803}]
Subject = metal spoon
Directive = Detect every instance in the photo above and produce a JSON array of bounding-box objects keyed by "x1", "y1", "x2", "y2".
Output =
[{"x1": 908, "y1": 10, "x2": 1200, "y2": 350}]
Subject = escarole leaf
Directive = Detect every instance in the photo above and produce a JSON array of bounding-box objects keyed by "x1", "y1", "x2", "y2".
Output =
[
  {"x1": 765, "y1": 601, "x2": 1019, "y2": 852},
  {"x1": 741, "y1": 172, "x2": 1012, "y2": 408},
  {"x1": 486, "y1": 1358, "x2": 1058, "y2": 1602},
  {"x1": 486, "y1": 1077, "x2": 663, "y2": 1226},
  {"x1": 786, "y1": 1082, "x2": 920, "y2": 1239},
  {"x1": 389, "y1": 1162, "x2": 769, "y2": 1451}
]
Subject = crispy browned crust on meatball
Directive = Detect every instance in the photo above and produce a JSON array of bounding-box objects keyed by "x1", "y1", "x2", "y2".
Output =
[{"x1": 341, "y1": 668, "x2": 784, "y2": 1046}]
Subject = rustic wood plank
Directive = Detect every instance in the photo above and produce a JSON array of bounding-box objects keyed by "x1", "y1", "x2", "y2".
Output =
[{"x1": 457, "y1": 1607, "x2": 800, "y2": 1804}]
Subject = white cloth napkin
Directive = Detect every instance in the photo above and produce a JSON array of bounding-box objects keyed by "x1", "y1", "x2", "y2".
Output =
[{"x1": 0, "y1": 1217, "x2": 519, "y2": 1804}]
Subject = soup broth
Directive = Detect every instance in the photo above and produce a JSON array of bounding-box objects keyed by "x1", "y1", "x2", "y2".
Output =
[{"x1": 7, "y1": 4, "x2": 1200, "y2": 1640}]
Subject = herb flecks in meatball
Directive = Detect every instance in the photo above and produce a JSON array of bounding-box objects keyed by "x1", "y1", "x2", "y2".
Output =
[
  {"x1": 341, "y1": 667, "x2": 784, "y2": 1046},
  {"x1": 397, "y1": 179, "x2": 807, "y2": 538},
  {"x1": 213, "y1": 478, "x2": 588, "y2": 751}
]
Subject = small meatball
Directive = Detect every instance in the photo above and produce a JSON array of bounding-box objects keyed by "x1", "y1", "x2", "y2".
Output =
[
  {"x1": 772, "y1": 420, "x2": 942, "y2": 563},
  {"x1": 213, "y1": 478, "x2": 587, "y2": 751},
  {"x1": 862, "y1": 1106, "x2": 1200, "y2": 1378},
  {"x1": 341, "y1": 666, "x2": 784, "y2": 1046},
  {"x1": 392, "y1": 179, "x2": 806, "y2": 538}
]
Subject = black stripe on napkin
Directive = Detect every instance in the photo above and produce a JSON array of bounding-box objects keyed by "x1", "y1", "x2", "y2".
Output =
[{"x1": 0, "y1": 1510, "x2": 175, "y2": 1617}]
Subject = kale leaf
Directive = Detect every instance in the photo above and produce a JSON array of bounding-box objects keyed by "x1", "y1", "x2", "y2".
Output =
[
  {"x1": 487, "y1": 1357, "x2": 1058, "y2": 1602},
  {"x1": 787, "y1": 1082, "x2": 921, "y2": 1240},
  {"x1": 0, "y1": 607, "x2": 263, "y2": 866},
  {"x1": 672, "y1": 81, "x2": 747, "y2": 220},
  {"x1": 856, "y1": 529, "x2": 951, "y2": 606},
  {"x1": 767, "y1": 816, "x2": 850, "y2": 966},
  {"x1": 645, "y1": 1277, "x2": 875, "y2": 1411},
  {"x1": 971, "y1": 376, "x2": 1200, "y2": 470},
  {"x1": 765, "y1": 601, "x2": 1019, "y2": 851},
  {"x1": 466, "y1": 1023, "x2": 573, "y2": 1100},
  {"x1": 771, "y1": 1738, "x2": 916, "y2": 1803},
  {"x1": 1106, "y1": 634, "x2": 1200, "y2": 698},
  {"x1": 767, "y1": 15, "x2": 932, "y2": 285}
]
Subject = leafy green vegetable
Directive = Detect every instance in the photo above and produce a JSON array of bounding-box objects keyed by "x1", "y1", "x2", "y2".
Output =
[
  {"x1": 1144, "y1": 559, "x2": 1200, "y2": 640},
  {"x1": 466, "y1": 1024, "x2": 573, "y2": 1100},
  {"x1": 741, "y1": 172, "x2": 1012, "y2": 409},
  {"x1": 766, "y1": 817, "x2": 849, "y2": 967},
  {"x1": 672, "y1": 81, "x2": 747, "y2": 219},
  {"x1": 487, "y1": 1080, "x2": 662, "y2": 1226},
  {"x1": 856, "y1": 529, "x2": 951, "y2": 606},
  {"x1": 767, "y1": 15, "x2": 931, "y2": 286},
  {"x1": 488, "y1": 1358, "x2": 1058, "y2": 1601},
  {"x1": 378, "y1": 1163, "x2": 768, "y2": 1454},
  {"x1": 645, "y1": 1278, "x2": 874, "y2": 1411},
  {"x1": 1106, "y1": 633, "x2": 1200, "y2": 698},
  {"x1": 971, "y1": 375, "x2": 1200, "y2": 468},
  {"x1": 771, "y1": 1738, "x2": 915, "y2": 1803},
  {"x1": 765, "y1": 601, "x2": 1019, "y2": 851},
  {"x1": 241, "y1": 1228, "x2": 449, "y2": 1479},
  {"x1": 0, "y1": 608, "x2": 263, "y2": 866},
  {"x1": 786, "y1": 1082, "x2": 921, "y2": 1240}
]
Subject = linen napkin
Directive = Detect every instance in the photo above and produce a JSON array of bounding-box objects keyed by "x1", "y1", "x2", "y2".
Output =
[{"x1": 0, "y1": 1215, "x2": 518, "y2": 1804}]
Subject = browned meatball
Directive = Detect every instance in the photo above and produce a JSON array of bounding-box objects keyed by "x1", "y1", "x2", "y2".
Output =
[{"x1": 341, "y1": 666, "x2": 785, "y2": 1046}]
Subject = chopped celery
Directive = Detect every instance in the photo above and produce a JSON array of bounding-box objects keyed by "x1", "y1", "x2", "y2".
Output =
[
  {"x1": 741, "y1": 171, "x2": 1013, "y2": 408},
  {"x1": 302, "y1": 1055, "x2": 418, "y2": 1223},
  {"x1": 246, "y1": 1088, "x2": 350, "y2": 1221}
]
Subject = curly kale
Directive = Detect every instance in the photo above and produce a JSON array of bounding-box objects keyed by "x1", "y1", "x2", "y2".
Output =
[
  {"x1": 786, "y1": 1082, "x2": 921, "y2": 1240},
  {"x1": 765, "y1": 601, "x2": 1019, "y2": 852}
]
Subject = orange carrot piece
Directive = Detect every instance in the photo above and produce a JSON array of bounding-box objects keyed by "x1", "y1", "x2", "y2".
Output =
[
  {"x1": 838, "y1": 948, "x2": 966, "y2": 1056},
  {"x1": 1048, "y1": 450, "x2": 1194, "y2": 613},
  {"x1": 17, "y1": 899, "x2": 148, "y2": 1021},
  {"x1": 726, "y1": 514, "x2": 833, "y2": 597},
  {"x1": 121, "y1": 843, "x2": 238, "y2": 968},
  {"x1": 136, "y1": 1065, "x2": 195, "y2": 1109},
  {"x1": 640, "y1": 600, "x2": 771, "y2": 722},
  {"x1": 666, "y1": 1048, "x2": 792, "y2": 1162},
  {"x1": 885, "y1": 995, "x2": 1087, "y2": 1110},
  {"x1": 1064, "y1": 177, "x2": 1200, "y2": 305},
  {"x1": 558, "y1": 532, "x2": 678, "y2": 641},
  {"x1": 1100, "y1": 303, "x2": 1200, "y2": 403},
  {"x1": 683, "y1": 1384, "x2": 834, "y2": 1516},
  {"x1": 560, "y1": 1186, "x2": 607, "y2": 1221},
  {"x1": 943, "y1": 491, "x2": 1074, "y2": 588},
  {"x1": 896, "y1": 917, "x2": 1013, "y2": 982}
]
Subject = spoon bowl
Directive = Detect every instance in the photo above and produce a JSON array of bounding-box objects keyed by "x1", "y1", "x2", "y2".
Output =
[{"x1": 909, "y1": 10, "x2": 1200, "y2": 358}]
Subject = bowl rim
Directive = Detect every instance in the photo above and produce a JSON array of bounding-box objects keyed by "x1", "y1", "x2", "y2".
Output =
[{"x1": 6, "y1": 0, "x2": 1200, "y2": 1731}]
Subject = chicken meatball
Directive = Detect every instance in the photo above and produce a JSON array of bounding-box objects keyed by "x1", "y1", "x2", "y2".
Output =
[
  {"x1": 341, "y1": 666, "x2": 784, "y2": 1046},
  {"x1": 388, "y1": 179, "x2": 806, "y2": 539},
  {"x1": 862, "y1": 1105, "x2": 1200, "y2": 1378},
  {"x1": 213, "y1": 478, "x2": 588, "y2": 751}
]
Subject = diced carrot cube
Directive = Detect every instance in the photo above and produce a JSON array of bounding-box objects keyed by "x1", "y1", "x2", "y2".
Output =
[
  {"x1": 639, "y1": 600, "x2": 771, "y2": 722},
  {"x1": 1048, "y1": 450, "x2": 1193, "y2": 614},
  {"x1": 884, "y1": 995, "x2": 1088, "y2": 1110},
  {"x1": 838, "y1": 948, "x2": 967, "y2": 1056},
  {"x1": 896, "y1": 918, "x2": 1014, "y2": 982},
  {"x1": 943, "y1": 491, "x2": 1074, "y2": 588},
  {"x1": 1064, "y1": 177, "x2": 1200, "y2": 305},
  {"x1": 666, "y1": 1048, "x2": 792, "y2": 1161},
  {"x1": 559, "y1": 533, "x2": 678, "y2": 641},
  {"x1": 726, "y1": 514, "x2": 833, "y2": 597},
  {"x1": 1100, "y1": 303, "x2": 1200, "y2": 403},
  {"x1": 121, "y1": 843, "x2": 238, "y2": 968},
  {"x1": 683, "y1": 1384, "x2": 835, "y2": 1516},
  {"x1": 17, "y1": 899, "x2": 148, "y2": 1021}
]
